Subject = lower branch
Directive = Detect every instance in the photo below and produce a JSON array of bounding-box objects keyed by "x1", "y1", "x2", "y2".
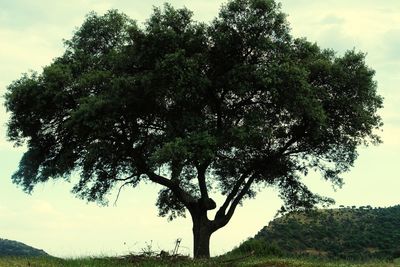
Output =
[
  {"x1": 225, "y1": 174, "x2": 256, "y2": 221},
  {"x1": 212, "y1": 174, "x2": 256, "y2": 230},
  {"x1": 215, "y1": 172, "x2": 250, "y2": 220},
  {"x1": 146, "y1": 171, "x2": 196, "y2": 209}
]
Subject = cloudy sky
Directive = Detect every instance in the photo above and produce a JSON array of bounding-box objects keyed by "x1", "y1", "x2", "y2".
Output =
[{"x1": 1, "y1": 0, "x2": 399, "y2": 258}]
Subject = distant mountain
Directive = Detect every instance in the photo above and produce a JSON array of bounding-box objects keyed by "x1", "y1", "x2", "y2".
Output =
[
  {"x1": 232, "y1": 205, "x2": 400, "y2": 260},
  {"x1": 0, "y1": 238, "x2": 49, "y2": 257}
]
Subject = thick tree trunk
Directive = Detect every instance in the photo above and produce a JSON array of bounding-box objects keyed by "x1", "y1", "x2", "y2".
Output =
[
  {"x1": 191, "y1": 210, "x2": 213, "y2": 258},
  {"x1": 193, "y1": 223, "x2": 211, "y2": 258}
]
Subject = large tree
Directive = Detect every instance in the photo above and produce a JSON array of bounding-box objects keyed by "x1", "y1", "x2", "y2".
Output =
[{"x1": 5, "y1": 0, "x2": 382, "y2": 258}]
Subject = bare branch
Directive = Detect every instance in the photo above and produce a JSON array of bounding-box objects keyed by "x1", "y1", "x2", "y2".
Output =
[{"x1": 113, "y1": 180, "x2": 133, "y2": 206}]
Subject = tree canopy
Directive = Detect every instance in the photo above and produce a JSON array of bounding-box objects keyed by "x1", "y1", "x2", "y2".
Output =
[{"x1": 5, "y1": 0, "x2": 382, "y2": 258}]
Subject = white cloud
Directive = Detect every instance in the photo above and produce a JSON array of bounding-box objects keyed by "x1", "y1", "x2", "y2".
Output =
[{"x1": 283, "y1": 1, "x2": 400, "y2": 53}]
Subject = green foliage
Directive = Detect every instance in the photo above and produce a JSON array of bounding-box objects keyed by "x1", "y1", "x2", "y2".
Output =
[
  {"x1": 239, "y1": 205, "x2": 400, "y2": 260},
  {"x1": 0, "y1": 238, "x2": 48, "y2": 257}
]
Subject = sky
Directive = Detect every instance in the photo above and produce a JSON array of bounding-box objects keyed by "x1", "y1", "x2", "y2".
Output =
[{"x1": 0, "y1": 0, "x2": 399, "y2": 258}]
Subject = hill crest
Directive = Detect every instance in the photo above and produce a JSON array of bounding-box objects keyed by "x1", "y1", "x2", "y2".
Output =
[
  {"x1": 233, "y1": 205, "x2": 400, "y2": 259},
  {"x1": 0, "y1": 238, "x2": 49, "y2": 257}
]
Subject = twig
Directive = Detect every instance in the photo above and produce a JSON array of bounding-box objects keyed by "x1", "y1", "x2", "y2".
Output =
[{"x1": 113, "y1": 181, "x2": 132, "y2": 206}]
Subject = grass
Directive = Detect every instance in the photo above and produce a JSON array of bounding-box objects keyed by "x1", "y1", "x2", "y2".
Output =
[{"x1": 0, "y1": 255, "x2": 399, "y2": 267}]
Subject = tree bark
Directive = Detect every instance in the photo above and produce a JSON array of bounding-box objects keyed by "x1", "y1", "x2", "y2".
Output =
[{"x1": 191, "y1": 209, "x2": 212, "y2": 258}]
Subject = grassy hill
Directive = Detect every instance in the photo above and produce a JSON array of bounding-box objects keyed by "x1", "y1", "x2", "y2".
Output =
[
  {"x1": 231, "y1": 205, "x2": 400, "y2": 260},
  {"x1": 0, "y1": 238, "x2": 48, "y2": 257}
]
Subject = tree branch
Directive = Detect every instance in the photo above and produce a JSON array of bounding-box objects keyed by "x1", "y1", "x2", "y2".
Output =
[
  {"x1": 214, "y1": 171, "x2": 250, "y2": 220},
  {"x1": 225, "y1": 174, "x2": 256, "y2": 221},
  {"x1": 278, "y1": 122, "x2": 309, "y2": 156},
  {"x1": 113, "y1": 180, "x2": 133, "y2": 206},
  {"x1": 196, "y1": 164, "x2": 217, "y2": 211},
  {"x1": 279, "y1": 136, "x2": 298, "y2": 155},
  {"x1": 146, "y1": 171, "x2": 196, "y2": 208},
  {"x1": 111, "y1": 174, "x2": 136, "y2": 181},
  {"x1": 112, "y1": 174, "x2": 140, "y2": 206},
  {"x1": 213, "y1": 174, "x2": 256, "y2": 230},
  {"x1": 197, "y1": 165, "x2": 209, "y2": 200},
  {"x1": 132, "y1": 148, "x2": 196, "y2": 210}
]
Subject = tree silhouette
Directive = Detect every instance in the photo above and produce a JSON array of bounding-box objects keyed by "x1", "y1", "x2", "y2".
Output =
[{"x1": 5, "y1": 0, "x2": 382, "y2": 258}]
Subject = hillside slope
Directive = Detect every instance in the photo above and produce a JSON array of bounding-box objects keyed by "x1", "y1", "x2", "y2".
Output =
[
  {"x1": 0, "y1": 238, "x2": 48, "y2": 257},
  {"x1": 234, "y1": 205, "x2": 400, "y2": 259}
]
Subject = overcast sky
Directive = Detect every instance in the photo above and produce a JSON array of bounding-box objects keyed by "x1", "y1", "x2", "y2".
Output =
[{"x1": 1, "y1": 0, "x2": 399, "y2": 258}]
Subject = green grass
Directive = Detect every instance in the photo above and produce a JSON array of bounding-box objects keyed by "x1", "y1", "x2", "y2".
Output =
[
  {"x1": 236, "y1": 257, "x2": 400, "y2": 267},
  {"x1": 0, "y1": 256, "x2": 399, "y2": 267}
]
